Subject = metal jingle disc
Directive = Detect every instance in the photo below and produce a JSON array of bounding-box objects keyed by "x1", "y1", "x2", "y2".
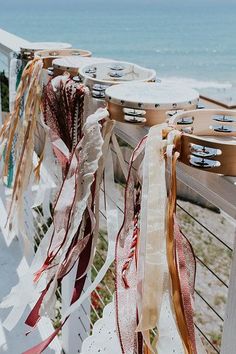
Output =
[
  {"x1": 123, "y1": 108, "x2": 146, "y2": 118},
  {"x1": 212, "y1": 125, "x2": 236, "y2": 133},
  {"x1": 93, "y1": 84, "x2": 108, "y2": 91},
  {"x1": 213, "y1": 115, "x2": 236, "y2": 123},
  {"x1": 47, "y1": 67, "x2": 54, "y2": 76},
  {"x1": 124, "y1": 115, "x2": 146, "y2": 124},
  {"x1": 85, "y1": 67, "x2": 97, "y2": 74},
  {"x1": 189, "y1": 156, "x2": 220, "y2": 169},
  {"x1": 167, "y1": 110, "x2": 178, "y2": 117},
  {"x1": 108, "y1": 71, "x2": 124, "y2": 78},
  {"x1": 92, "y1": 90, "x2": 106, "y2": 99},
  {"x1": 109, "y1": 64, "x2": 125, "y2": 71},
  {"x1": 190, "y1": 144, "x2": 218, "y2": 158},
  {"x1": 177, "y1": 117, "x2": 194, "y2": 125}
]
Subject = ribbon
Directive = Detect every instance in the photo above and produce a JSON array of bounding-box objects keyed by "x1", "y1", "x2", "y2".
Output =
[
  {"x1": 115, "y1": 136, "x2": 147, "y2": 354},
  {"x1": 136, "y1": 124, "x2": 168, "y2": 352},
  {"x1": 167, "y1": 142, "x2": 197, "y2": 354},
  {"x1": 174, "y1": 218, "x2": 197, "y2": 353},
  {"x1": 20, "y1": 110, "x2": 120, "y2": 353}
]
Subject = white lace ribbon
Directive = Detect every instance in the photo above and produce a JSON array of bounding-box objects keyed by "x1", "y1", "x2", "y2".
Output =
[{"x1": 81, "y1": 297, "x2": 121, "y2": 354}]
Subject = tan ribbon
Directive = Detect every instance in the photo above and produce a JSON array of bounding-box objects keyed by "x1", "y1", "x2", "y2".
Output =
[
  {"x1": 3, "y1": 59, "x2": 42, "y2": 178},
  {"x1": 9, "y1": 64, "x2": 42, "y2": 199},
  {"x1": 167, "y1": 148, "x2": 193, "y2": 354}
]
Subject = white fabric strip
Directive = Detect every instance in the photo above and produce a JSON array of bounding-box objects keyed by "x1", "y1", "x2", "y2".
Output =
[
  {"x1": 0, "y1": 224, "x2": 54, "y2": 330},
  {"x1": 37, "y1": 108, "x2": 111, "y2": 317},
  {"x1": 78, "y1": 121, "x2": 115, "y2": 281},
  {"x1": 0, "y1": 109, "x2": 110, "y2": 329},
  {"x1": 63, "y1": 143, "x2": 119, "y2": 318}
]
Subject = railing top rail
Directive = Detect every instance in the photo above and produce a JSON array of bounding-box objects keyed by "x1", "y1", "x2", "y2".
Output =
[{"x1": 0, "y1": 28, "x2": 30, "y2": 55}]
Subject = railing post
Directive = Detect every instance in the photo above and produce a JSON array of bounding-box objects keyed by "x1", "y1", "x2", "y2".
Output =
[
  {"x1": 0, "y1": 50, "x2": 11, "y2": 117},
  {"x1": 221, "y1": 230, "x2": 236, "y2": 354},
  {"x1": 0, "y1": 78, "x2": 2, "y2": 126}
]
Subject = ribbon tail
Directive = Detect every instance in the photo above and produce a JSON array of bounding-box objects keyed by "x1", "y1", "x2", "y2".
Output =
[
  {"x1": 25, "y1": 281, "x2": 52, "y2": 327},
  {"x1": 23, "y1": 323, "x2": 63, "y2": 354}
]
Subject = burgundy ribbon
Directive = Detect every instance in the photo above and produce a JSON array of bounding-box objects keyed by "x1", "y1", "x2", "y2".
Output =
[{"x1": 174, "y1": 217, "x2": 197, "y2": 353}]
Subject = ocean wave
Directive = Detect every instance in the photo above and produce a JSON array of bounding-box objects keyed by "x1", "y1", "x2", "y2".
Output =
[
  {"x1": 160, "y1": 76, "x2": 233, "y2": 90},
  {"x1": 154, "y1": 48, "x2": 224, "y2": 55}
]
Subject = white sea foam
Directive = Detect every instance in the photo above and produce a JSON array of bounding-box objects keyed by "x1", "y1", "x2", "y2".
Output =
[{"x1": 160, "y1": 76, "x2": 233, "y2": 90}]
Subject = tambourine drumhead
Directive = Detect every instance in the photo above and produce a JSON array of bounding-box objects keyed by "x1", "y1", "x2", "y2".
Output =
[
  {"x1": 170, "y1": 109, "x2": 236, "y2": 176},
  {"x1": 52, "y1": 57, "x2": 114, "y2": 77},
  {"x1": 34, "y1": 49, "x2": 92, "y2": 68},
  {"x1": 80, "y1": 61, "x2": 156, "y2": 87},
  {"x1": 21, "y1": 42, "x2": 71, "y2": 52},
  {"x1": 20, "y1": 42, "x2": 72, "y2": 61},
  {"x1": 106, "y1": 82, "x2": 199, "y2": 109},
  {"x1": 105, "y1": 82, "x2": 199, "y2": 126},
  {"x1": 35, "y1": 49, "x2": 92, "y2": 59}
]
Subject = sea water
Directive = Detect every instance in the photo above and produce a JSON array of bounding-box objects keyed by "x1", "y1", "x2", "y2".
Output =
[{"x1": 0, "y1": 0, "x2": 236, "y2": 102}]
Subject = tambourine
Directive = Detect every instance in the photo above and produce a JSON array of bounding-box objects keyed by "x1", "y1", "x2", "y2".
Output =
[
  {"x1": 20, "y1": 42, "x2": 71, "y2": 61},
  {"x1": 34, "y1": 48, "x2": 92, "y2": 69},
  {"x1": 105, "y1": 82, "x2": 199, "y2": 126},
  {"x1": 169, "y1": 109, "x2": 236, "y2": 175},
  {"x1": 79, "y1": 61, "x2": 156, "y2": 99},
  {"x1": 52, "y1": 56, "x2": 112, "y2": 77}
]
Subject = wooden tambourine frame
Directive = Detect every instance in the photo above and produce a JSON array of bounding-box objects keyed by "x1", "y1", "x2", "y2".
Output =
[
  {"x1": 169, "y1": 109, "x2": 236, "y2": 176},
  {"x1": 105, "y1": 82, "x2": 199, "y2": 127},
  {"x1": 34, "y1": 48, "x2": 92, "y2": 69},
  {"x1": 52, "y1": 57, "x2": 111, "y2": 78},
  {"x1": 20, "y1": 42, "x2": 71, "y2": 61}
]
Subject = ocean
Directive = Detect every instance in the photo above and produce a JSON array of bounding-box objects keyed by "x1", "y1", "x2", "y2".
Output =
[{"x1": 0, "y1": 0, "x2": 236, "y2": 103}]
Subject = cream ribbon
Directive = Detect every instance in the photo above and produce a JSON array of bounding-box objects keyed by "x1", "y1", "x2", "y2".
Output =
[
  {"x1": 137, "y1": 124, "x2": 185, "y2": 353},
  {"x1": 136, "y1": 124, "x2": 168, "y2": 348}
]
